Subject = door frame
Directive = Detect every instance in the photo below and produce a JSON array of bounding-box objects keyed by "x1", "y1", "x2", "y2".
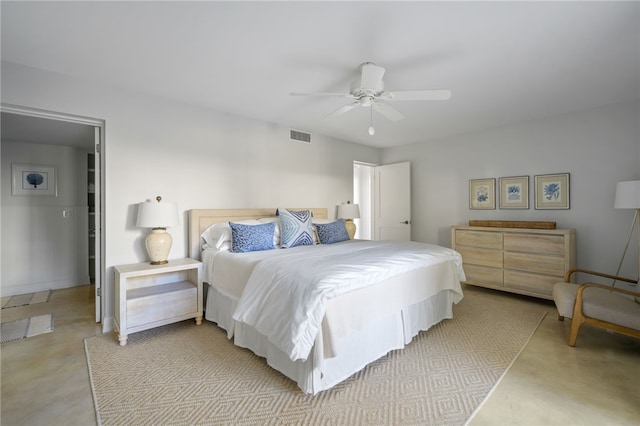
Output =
[{"x1": 1, "y1": 103, "x2": 106, "y2": 324}]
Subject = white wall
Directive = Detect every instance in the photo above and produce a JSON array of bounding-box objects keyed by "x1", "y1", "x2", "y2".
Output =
[
  {"x1": 0, "y1": 61, "x2": 381, "y2": 329},
  {"x1": 382, "y1": 100, "x2": 640, "y2": 284},
  {"x1": 1, "y1": 141, "x2": 91, "y2": 295}
]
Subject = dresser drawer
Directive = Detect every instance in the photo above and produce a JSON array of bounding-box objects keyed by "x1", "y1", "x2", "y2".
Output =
[
  {"x1": 504, "y1": 234, "x2": 565, "y2": 255},
  {"x1": 463, "y1": 264, "x2": 503, "y2": 287},
  {"x1": 457, "y1": 246, "x2": 503, "y2": 268},
  {"x1": 504, "y1": 270, "x2": 558, "y2": 297},
  {"x1": 455, "y1": 230, "x2": 503, "y2": 249},
  {"x1": 504, "y1": 252, "x2": 565, "y2": 276}
]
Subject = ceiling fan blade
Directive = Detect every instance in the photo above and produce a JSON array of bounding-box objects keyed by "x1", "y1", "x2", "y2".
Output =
[
  {"x1": 372, "y1": 101, "x2": 405, "y2": 122},
  {"x1": 290, "y1": 92, "x2": 353, "y2": 98},
  {"x1": 323, "y1": 101, "x2": 359, "y2": 120},
  {"x1": 360, "y1": 63, "x2": 386, "y2": 90},
  {"x1": 383, "y1": 89, "x2": 451, "y2": 101}
]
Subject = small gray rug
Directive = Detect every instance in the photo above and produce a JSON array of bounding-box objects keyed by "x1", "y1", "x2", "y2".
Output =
[
  {"x1": 1, "y1": 290, "x2": 52, "y2": 309},
  {"x1": 1, "y1": 314, "x2": 54, "y2": 343}
]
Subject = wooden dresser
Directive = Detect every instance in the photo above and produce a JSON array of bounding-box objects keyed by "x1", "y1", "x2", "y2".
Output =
[{"x1": 451, "y1": 226, "x2": 576, "y2": 300}]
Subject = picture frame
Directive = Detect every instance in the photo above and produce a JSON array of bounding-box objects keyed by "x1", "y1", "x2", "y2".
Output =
[
  {"x1": 534, "y1": 173, "x2": 570, "y2": 209},
  {"x1": 469, "y1": 178, "x2": 496, "y2": 210},
  {"x1": 499, "y1": 176, "x2": 529, "y2": 209},
  {"x1": 11, "y1": 163, "x2": 58, "y2": 197}
]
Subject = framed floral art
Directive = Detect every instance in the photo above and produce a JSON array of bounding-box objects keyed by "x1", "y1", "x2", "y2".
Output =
[
  {"x1": 534, "y1": 173, "x2": 570, "y2": 209},
  {"x1": 469, "y1": 178, "x2": 496, "y2": 210},
  {"x1": 499, "y1": 176, "x2": 529, "y2": 209}
]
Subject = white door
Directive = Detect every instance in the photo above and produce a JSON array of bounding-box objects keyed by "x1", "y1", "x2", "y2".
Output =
[
  {"x1": 374, "y1": 162, "x2": 411, "y2": 241},
  {"x1": 93, "y1": 127, "x2": 102, "y2": 322}
]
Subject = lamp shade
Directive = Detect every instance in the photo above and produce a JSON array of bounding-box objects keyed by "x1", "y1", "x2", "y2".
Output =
[
  {"x1": 337, "y1": 202, "x2": 361, "y2": 219},
  {"x1": 136, "y1": 197, "x2": 179, "y2": 228},
  {"x1": 614, "y1": 181, "x2": 640, "y2": 209}
]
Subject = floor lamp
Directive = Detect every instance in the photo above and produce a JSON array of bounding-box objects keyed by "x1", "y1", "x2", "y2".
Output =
[{"x1": 613, "y1": 180, "x2": 640, "y2": 287}]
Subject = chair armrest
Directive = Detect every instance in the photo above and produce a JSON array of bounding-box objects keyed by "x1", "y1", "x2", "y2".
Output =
[
  {"x1": 575, "y1": 282, "x2": 640, "y2": 298},
  {"x1": 564, "y1": 268, "x2": 638, "y2": 285}
]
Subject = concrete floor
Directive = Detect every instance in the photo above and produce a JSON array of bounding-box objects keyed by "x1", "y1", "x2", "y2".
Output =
[{"x1": 1, "y1": 284, "x2": 638, "y2": 425}]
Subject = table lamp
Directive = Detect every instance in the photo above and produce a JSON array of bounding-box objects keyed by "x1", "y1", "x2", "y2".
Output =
[
  {"x1": 338, "y1": 201, "x2": 360, "y2": 239},
  {"x1": 136, "y1": 196, "x2": 179, "y2": 265}
]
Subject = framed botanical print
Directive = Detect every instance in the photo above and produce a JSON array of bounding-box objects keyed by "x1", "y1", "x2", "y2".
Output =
[
  {"x1": 499, "y1": 176, "x2": 529, "y2": 209},
  {"x1": 11, "y1": 164, "x2": 58, "y2": 196},
  {"x1": 535, "y1": 173, "x2": 570, "y2": 209},
  {"x1": 469, "y1": 178, "x2": 496, "y2": 210}
]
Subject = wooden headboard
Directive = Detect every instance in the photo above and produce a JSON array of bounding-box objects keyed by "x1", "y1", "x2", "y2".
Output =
[{"x1": 188, "y1": 208, "x2": 328, "y2": 260}]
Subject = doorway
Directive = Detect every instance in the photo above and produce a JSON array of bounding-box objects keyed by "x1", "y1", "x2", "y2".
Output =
[
  {"x1": 354, "y1": 161, "x2": 412, "y2": 241},
  {"x1": 0, "y1": 104, "x2": 105, "y2": 323}
]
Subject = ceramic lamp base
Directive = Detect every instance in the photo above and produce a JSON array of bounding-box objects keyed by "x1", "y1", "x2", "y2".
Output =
[
  {"x1": 145, "y1": 228, "x2": 172, "y2": 265},
  {"x1": 344, "y1": 219, "x2": 356, "y2": 239}
]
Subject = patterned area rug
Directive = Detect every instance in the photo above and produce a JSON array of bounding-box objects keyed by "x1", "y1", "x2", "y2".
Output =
[
  {"x1": 85, "y1": 289, "x2": 546, "y2": 425},
  {"x1": 1, "y1": 290, "x2": 52, "y2": 309},
  {"x1": 1, "y1": 314, "x2": 54, "y2": 343}
]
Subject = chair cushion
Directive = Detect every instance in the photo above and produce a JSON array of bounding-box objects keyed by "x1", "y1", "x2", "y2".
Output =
[{"x1": 553, "y1": 282, "x2": 640, "y2": 331}]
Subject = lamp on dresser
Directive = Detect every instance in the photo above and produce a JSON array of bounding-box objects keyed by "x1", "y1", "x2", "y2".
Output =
[
  {"x1": 338, "y1": 201, "x2": 360, "y2": 239},
  {"x1": 613, "y1": 180, "x2": 640, "y2": 287},
  {"x1": 136, "y1": 196, "x2": 179, "y2": 265}
]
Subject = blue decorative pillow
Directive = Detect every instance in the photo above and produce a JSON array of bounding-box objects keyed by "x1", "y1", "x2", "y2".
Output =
[
  {"x1": 229, "y1": 221, "x2": 275, "y2": 253},
  {"x1": 315, "y1": 219, "x2": 350, "y2": 244},
  {"x1": 279, "y1": 209, "x2": 314, "y2": 248}
]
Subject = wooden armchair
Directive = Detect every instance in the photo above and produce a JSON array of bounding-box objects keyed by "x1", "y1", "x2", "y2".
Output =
[{"x1": 553, "y1": 269, "x2": 640, "y2": 347}]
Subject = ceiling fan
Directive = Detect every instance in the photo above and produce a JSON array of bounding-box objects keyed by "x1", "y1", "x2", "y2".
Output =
[{"x1": 290, "y1": 62, "x2": 451, "y2": 135}]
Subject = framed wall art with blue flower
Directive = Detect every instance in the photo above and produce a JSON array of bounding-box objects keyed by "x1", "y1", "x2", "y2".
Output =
[
  {"x1": 534, "y1": 173, "x2": 569, "y2": 209},
  {"x1": 469, "y1": 178, "x2": 496, "y2": 210},
  {"x1": 11, "y1": 163, "x2": 58, "y2": 196},
  {"x1": 499, "y1": 176, "x2": 529, "y2": 209}
]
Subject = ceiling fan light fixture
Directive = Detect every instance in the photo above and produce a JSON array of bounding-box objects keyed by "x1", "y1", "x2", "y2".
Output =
[{"x1": 360, "y1": 96, "x2": 374, "y2": 107}]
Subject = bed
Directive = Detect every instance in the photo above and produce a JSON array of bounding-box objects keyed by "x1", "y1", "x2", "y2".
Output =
[{"x1": 188, "y1": 208, "x2": 465, "y2": 394}]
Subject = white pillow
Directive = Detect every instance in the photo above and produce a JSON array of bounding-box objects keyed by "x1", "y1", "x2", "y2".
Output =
[
  {"x1": 201, "y1": 220, "x2": 261, "y2": 249},
  {"x1": 257, "y1": 217, "x2": 281, "y2": 247}
]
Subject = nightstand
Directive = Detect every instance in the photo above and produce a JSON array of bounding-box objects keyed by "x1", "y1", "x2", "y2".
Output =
[{"x1": 114, "y1": 258, "x2": 203, "y2": 346}]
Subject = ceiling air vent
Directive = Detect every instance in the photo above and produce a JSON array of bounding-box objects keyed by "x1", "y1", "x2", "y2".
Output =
[{"x1": 290, "y1": 129, "x2": 311, "y2": 143}]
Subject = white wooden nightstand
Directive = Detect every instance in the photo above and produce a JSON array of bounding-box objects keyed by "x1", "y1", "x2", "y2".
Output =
[{"x1": 114, "y1": 258, "x2": 203, "y2": 346}]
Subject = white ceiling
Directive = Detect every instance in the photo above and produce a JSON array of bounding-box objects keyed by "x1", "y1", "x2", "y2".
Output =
[
  {"x1": 1, "y1": 112, "x2": 95, "y2": 148},
  {"x1": 2, "y1": 1, "x2": 638, "y2": 149}
]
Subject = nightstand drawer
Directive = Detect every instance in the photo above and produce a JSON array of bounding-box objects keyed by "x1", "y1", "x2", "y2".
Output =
[{"x1": 127, "y1": 282, "x2": 197, "y2": 327}]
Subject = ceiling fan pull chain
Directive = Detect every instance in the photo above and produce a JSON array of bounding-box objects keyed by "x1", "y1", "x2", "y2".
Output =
[{"x1": 368, "y1": 105, "x2": 375, "y2": 136}]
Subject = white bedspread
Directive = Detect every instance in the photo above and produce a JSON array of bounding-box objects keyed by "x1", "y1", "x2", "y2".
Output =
[{"x1": 232, "y1": 240, "x2": 465, "y2": 362}]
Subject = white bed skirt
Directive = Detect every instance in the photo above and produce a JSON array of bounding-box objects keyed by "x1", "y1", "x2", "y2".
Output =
[{"x1": 205, "y1": 284, "x2": 456, "y2": 394}]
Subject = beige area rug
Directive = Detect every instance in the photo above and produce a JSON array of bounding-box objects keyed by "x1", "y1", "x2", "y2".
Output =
[
  {"x1": 1, "y1": 290, "x2": 52, "y2": 309},
  {"x1": 0, "y1": 314, "x2": 54, "y2": 343},
  {"x1": 85, "y1": 289, "x2": 546, "y2": 426}
]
